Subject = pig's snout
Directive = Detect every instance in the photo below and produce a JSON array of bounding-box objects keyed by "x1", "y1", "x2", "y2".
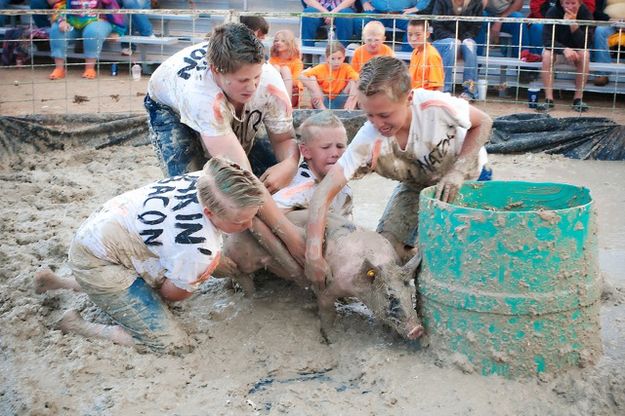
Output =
[{"x1": 407, "y1": 324, "x2": 424, "y2": 340}]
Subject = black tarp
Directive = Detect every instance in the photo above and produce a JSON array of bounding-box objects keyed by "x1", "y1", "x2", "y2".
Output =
[{"x1": 486, "y1": 113, "x2": 625, "y2": 160}]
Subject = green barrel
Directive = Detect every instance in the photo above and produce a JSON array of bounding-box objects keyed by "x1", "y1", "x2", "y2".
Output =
[{"x1": 418, "y1": 181, "x2": 602, "y2": 378}]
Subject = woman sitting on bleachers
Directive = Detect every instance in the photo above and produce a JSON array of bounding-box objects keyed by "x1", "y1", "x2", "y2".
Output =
[
  {"x1": 119, "y1": 0, "x2": 154, "y2": 56},
  {"x1": 47, "y1": 0, "x2": 126, "y2": 80}
]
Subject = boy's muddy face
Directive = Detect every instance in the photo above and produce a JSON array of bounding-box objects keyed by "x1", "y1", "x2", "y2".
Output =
[
  {"x1": 300, "y1": 126, "x2": 347, "y2": 178},
  {"x1": 364, "y1": 33, "x2": 384, "y2": 54},
  {"x1": 358, "y1": 91, "x2": 411, "y2": 138},
  {"x1": 327, "y1": 50, "x2": 346, "y2": 70},
  {"x1": 215, "y1": 63, "x2": 263, "y2": 105},
  {"x1": 205, "y1": 203, "x2": 259, "y2": 234},
  {"x1": 407, "y1": 25, "x2": 427, "y2": 50}
]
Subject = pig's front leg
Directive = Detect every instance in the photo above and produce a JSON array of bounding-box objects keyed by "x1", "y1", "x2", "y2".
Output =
[
  {"x1": 230, "y1": 273, "x2": 256, "y2": 296},
  {"x1": 317, "y1": 293, "x2": 338, "y2": 343}
]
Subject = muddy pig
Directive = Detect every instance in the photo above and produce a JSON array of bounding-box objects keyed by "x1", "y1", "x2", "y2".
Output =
[{"x1": 221, "y1": 210, "x2": 424, "y2": 342}]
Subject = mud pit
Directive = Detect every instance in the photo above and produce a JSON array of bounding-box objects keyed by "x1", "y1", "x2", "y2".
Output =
[{"x1": 1, "y1": 141, "x2": 624, "y2": 415}]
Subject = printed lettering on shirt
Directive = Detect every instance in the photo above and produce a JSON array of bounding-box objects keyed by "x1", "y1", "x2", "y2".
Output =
[
  {"x1": 232, "y1": 109, "x2": 263, "y2": 146},
  {"x1": 415, "y1": 134, "x2": 453, "y2": 173},
  {"x1": 176, "y1": 44, "x2": 208, "y2": 80},
  {"x1": 137, "y1": 174, "x2": 211, "y2": 256}
]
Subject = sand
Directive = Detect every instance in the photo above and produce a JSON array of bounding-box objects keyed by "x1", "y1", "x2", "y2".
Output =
[{"x1": 1, "y1": 67, "x2": 624, "y2": 415}]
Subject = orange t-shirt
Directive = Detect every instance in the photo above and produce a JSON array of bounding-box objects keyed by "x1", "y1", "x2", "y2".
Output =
[
  {"x1": 350, "y1": 44, "x2": 395, "y2": 73},
  {"x1": 302, "y1": 62, "x2": 359, "y2": 99},
  {"x1": 269, "y1": 55, "x2": 304, "y2": 90},
  {"x1": 409, "y1": 42, "x2": 444, "y2": 91}
]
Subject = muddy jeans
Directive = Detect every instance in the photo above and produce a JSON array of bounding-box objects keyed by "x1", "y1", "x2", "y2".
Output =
[
  {"x1": 145, "y1": 94, "x2": 278, "y2": 178},
  {"x1": 69, "y1": 239, "x2": 190, "y2": 352},
  {"x1": 377, "y1": 166, "x2": 493, "y2": 247}
]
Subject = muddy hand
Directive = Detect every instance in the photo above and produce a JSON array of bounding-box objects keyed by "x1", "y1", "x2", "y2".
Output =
[
  {"x1": 213, "y1": 255, "x2": 241, "y2": 278},
  {"x1": 435, "y1": 169, "x2": 465, "y2": 203},
  {"x1": 305, "y1": 256, "x2": 331, "y2": 291},
  {"x1": 260, "y1": 160, "x2": 297, "y2": 194}
]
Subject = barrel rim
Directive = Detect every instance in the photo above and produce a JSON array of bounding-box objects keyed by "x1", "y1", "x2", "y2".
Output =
[{"x1": 420, "y1": 180, "x2": 593, "y2": 214}]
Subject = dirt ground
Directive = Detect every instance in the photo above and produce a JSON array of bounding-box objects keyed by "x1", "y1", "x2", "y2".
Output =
[{"x1": 0, "y1": 67, "x2": 624, "y2": 415}]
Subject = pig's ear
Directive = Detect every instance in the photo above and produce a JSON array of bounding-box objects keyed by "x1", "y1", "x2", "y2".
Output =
[
  {"x1": 361, "y1": 259, "x2": 380, "y2": 283},
  {"x1": 401, "y1": 251, "x2": 422, "y2": 281}
]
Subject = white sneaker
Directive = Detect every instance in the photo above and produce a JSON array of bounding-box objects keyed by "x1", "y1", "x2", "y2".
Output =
[{"x1": 121, "y1": 47, "x2": 133, "y2": 56}]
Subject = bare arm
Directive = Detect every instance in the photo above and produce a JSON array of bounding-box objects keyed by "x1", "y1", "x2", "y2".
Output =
[
  {"x1": 303, "y1": 0, "x2": 330, "y2": 12},
  {"x1": 200, "y1": 132, "x2": 252, "y2": 170},
  {"x1": 300, "y1": 74, "x2": 327, "y2": 109},
  {"x1": 436, "y1": 105, "x2": 493, "y2": 202},
  {"x1": 305, "y1": 165, "x2": 349, "y2": 289},
  {"x1": 160, "y1": 279, "x2": 193, "y2": 302},
  {"x1": 260, "y1": 129, "x2": 300, "y2": 194}
]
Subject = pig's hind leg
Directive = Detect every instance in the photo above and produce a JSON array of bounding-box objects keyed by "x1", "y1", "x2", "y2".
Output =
[{"x1": 317, "y1": 294, "x2": 339, "y2": 343}]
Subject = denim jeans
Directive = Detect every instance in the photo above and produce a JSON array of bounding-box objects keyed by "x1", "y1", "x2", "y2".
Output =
[
  {"x1": 145, "y1": 95, "x2": 278, "y2": 178},
  {"x1": 89, "y1": 278, "x2": 188, "y2": 352},
  {"x1": 476, "y1": 11, "x2": 526, "y2": 57},
  {"x1": 121, "y1": 0, "x2": 153, "y2": 36},
  {"x1": 593, "y1": 25, "x2": 616, "y2": 77},
  {"x1": 0, "y1": 0, "x2": 9, "y2": 26},
  {"x1": 433, "y1": 37, "x2": 478, "y2": 95},
  {"x1": 526, "y1": 23, "x2": 543, "y2": 55},
  {"x1": 301, "y1": 6, "x2": 356, "y2": 47},
  {"x1": 30, "y1": 0, "x2": 51, "y2": 28},
  {"x1": 49, "y1": 20, "x2": 113, "y2": 59},
  {"x1": 323, "y1": 93, "x2": 348, "y2": 110}
]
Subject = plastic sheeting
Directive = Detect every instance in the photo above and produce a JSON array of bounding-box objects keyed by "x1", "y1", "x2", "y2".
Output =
[{"x1": 486, "y1": 113, "x2": 625, "y2": 161}]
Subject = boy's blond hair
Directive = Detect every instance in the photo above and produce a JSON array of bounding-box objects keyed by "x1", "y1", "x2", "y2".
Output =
[
  {"x1": 362, "y1": 21, "x2": 386, "y2": 40},
  {"x1": 197, "y1": 157, "x2": 264, "y2": 216},
  {"x1": 207, "y1": 23, "x2": 265, "y2": 74},
  {"x1": 325, "y1": 41, "x2": 346, "y2": 57},
  {"x1": 297, "y1": 111, "x2": 346, "y2": 145},
  {"x1": 358, "y1": 56, "x2": 411, "y2": 102}
]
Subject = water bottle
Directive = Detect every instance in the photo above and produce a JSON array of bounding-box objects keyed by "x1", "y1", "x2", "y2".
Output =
[
  {"x1": 111, "y1": 63, "x2": 118, "y2": 76},
  {"x1": 131, "y1": 64, "x2": 142, "y2": 81}
]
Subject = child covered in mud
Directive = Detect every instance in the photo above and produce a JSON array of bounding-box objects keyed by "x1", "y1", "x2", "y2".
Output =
[
  {"x1": 304, "y1": 56, "x2": 493, "y2": 289},
  {"x1": 35, "y1": 158, "x2": 264, "y2": 352},
  {"x1": 273, "y1": 111, "x2": 353, "y2": 218}
]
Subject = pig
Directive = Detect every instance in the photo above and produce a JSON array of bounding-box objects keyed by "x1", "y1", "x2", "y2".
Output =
[{"x1": 221, "y1": 210, "x2": 424, "y2": 342}]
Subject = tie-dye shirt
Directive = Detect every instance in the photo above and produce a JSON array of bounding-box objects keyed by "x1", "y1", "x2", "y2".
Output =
[{"x1": 52, "y1": 0, "x2": 126, "y2": 35}]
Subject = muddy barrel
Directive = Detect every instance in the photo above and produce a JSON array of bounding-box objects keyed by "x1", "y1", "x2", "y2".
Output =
[{"x1": 418, "y1": 181, "x2": 602, "y2": 378}]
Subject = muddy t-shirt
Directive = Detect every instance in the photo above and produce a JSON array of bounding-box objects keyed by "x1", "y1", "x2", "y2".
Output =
[
  {"x1": 73, "y1": 172, "x2": 222, "y2": 292},
  {"x1": 273, "y1": 162, "x2": 353, "y2": 218},
  {"x1": 338, "y1": 89, "x2": 484, "y2": 185},
  {"x1": 147, "y1": 43, "x2": 293, "y2": 153}
]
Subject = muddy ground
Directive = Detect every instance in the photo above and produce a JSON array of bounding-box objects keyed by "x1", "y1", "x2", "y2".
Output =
[{"x1": 0, "y1": 67, "x2": 624, "y2": 415}]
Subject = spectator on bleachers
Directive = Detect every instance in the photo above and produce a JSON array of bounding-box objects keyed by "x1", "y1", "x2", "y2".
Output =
[
  {"x1": 358, "y1": 0, "x2": 434, "y2": 51},
  {"x1": 120, "y1": 0, "x2": 154, "y2": 56},
  {"x1": 526, "y1": 0, "x2": 595, "y2": 56},
  {"x1": 47, "y1": 0, "x2": 126, "y2": 80},
  {"x1": 591, "y1": 0, "x2": 625, "y2": 86},
  {"x1": 407, "y1": 19, "x2": 444, "y2": 90},
  {"x1": 240, "y1": 15, "x2": 269, "y2": 40},
  {"x1": 431, "y1": 0, "x2": 483, "y2": 100},
  {"x1": 537, "y1": 0, "x2": 594, "y2": 112},
  {"x1": 476, "y1": 0, "x2": 527, "y2": 57},
  {"x1": 0, "y1": 0, "x2": 9, "y2": 27},
  {"x1": 350, "y1": 21, "x2": 394, "y2": 73},
  {"x1": 29, "y1": 0, "x2": 54, "y2": 28},
  {"x1": 269, "y1": 29, "x2": 304, "y2": 107},
  {"x1": 300, "y1": 0, "x2": 357, "y2": 47},
  {"x1": 300, "y1": 41, "x2": 359, "y2": 109}
]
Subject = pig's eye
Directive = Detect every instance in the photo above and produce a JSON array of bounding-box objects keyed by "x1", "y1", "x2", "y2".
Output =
[{"x1": 366, "y1": 269, "x2": 376, "y2": 280}]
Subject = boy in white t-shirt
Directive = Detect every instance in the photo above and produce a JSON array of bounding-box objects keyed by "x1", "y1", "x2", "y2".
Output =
[
  {"x1": 304, "y1": 56, "x2": 493, "y2": 289},
  {"x1": 34, "y1": 158, "x2": 264, "y2": 353},
  {"x1": 273, "y1": 111, "x2": 353, "y2": 218},
  {"x1": 146, "y1": 23, "x2": 306, "y2": 267}
]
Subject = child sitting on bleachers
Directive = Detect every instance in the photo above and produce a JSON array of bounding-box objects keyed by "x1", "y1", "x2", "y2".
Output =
[
  {"x1": 350, "y1": 21, "x2": 395, "y2": 73},
  {"x1": 300, "y1": 42, "x2": 359, "y2": 110},
  {"x1": 407, "y1": 19, "x2": 444, "y2": 90},
  {"x1": 269, "y1": 29, "x2": 304, "y2": 107}
]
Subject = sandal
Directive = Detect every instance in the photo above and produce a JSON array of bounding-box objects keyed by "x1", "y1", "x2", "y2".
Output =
[
  {"x1": 48, "y1": 68, "x2": 66, "y2": 80},
  {"x1": 82, "y1": 68, "x2": 97, "y2": 79}
]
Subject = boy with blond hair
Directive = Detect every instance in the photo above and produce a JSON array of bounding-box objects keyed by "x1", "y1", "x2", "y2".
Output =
[
  {"x1": 407, "y1": 20, "x2": 444, "y2": 90},
  {"x1": 273, "y1": 111, "x2": 353, "y2": 217},
  {"x1": 300, "y1": 42, "x2": 360, "y2": 110},
  {"x1": 350, "y1": 21, "x2": 395, "y2": 73}
]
